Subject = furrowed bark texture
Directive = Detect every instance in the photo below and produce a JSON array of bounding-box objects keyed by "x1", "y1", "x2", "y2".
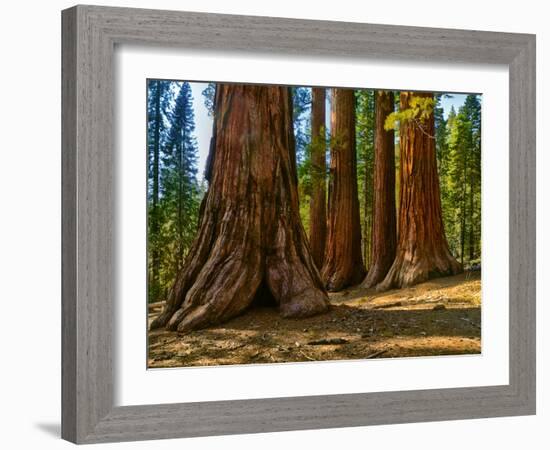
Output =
[
  {"x1": 309, "y1": 87, "x2": 327, "y2": 269},
  {"x1": 362, "y1": 91, "x2": 397, "y2": 288},
  {"x1": 321, "y1": 88, "x2": 366, "y2": 291},
  {"x1": 377, "y1": 92, "x2": 462, "y2": 291},
  {"x1": 150, "y1": 84, "x2": 329, "y2": 333}
]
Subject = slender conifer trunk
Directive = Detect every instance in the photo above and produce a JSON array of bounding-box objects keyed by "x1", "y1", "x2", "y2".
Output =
[
  {"x1": 321, "y1": 88, "x2": 365, "y2": 291},
  {"x1": 309, "y1": 88, "x2": 327, "y2": 269},
  {"x1": 362, "y1": 91, "x2": 397, "y2": 288}
]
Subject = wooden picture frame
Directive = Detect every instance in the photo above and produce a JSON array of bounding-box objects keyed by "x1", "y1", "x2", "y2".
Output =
[{"x1": 61, "y1": 5, "x2": 536, "y2": 444}]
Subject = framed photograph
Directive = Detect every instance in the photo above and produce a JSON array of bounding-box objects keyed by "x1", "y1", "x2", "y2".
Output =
[{"x1": 62, "y1": 5, "x2": 536, "y2": 444}]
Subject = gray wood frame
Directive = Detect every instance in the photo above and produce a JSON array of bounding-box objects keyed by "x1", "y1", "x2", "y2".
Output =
[{"x1": 62, "y1": 4, "x2": 536, "y2": 444}]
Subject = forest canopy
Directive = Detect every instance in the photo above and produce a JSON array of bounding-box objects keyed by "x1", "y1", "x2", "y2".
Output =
[{"x1": 146, "y1": 80, "x2": 481, "y2": 304}]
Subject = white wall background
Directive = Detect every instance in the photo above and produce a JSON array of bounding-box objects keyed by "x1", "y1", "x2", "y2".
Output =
[{"x1": 0, "y1": 0, "x2": 546, "y2": 448}]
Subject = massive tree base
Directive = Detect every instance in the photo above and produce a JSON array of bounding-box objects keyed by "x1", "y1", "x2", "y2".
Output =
[
  {"x1": 362, "y1": 263, "x2": 392, "y2": 290},
  {"x1": 376, "y1": 91, "x2": 462, "y2": 291},
  {"x1": 149, "y1": 271, "x2": 481, "y2": 368},
  {"x1": 150, "y1": 84, "x2": 329, "y2": 334},
  {"x1": 376, "y1": 252, "x2": 462, "y2": 291}
]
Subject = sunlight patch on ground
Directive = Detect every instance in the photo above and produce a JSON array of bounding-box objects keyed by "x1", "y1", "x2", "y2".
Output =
[{"x1": 148, "y1": 272, "x2": 481, "y2": 368}]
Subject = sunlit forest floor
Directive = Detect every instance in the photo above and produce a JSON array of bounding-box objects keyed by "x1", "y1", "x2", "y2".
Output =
[{"x1": 148, "y1": 271, "x2": 481, "y2": 368}]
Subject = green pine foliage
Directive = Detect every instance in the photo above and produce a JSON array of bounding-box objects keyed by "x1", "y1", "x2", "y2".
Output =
[
  {"x1": 385, "y1": 95, "x2": 434, "y2": 132},
  {"x1": 434, "y1": 94, "x2": 449, "y2": 171},
  {"x1": 147, "y1": 79, "x2": 173, "y2": 303},
  {"x1": 147, "y1": 83, "x2": 482, "y2": 304},
  {"x1": 439, "y1": 95, "x2": 482, "y2": 265},
  {"x1": 201, "y1": 82, "x2": 216, "y2": 116},
  {"x1": 435, "y1": 96, "x2": 453, "y2": 244},
  {"x1": 292, "y1": 86, "x2": 313, "y2": 233},
  {"x1": 382, "y1": 92, "x2": 481, "y2": 266},
  {"x1": 147, "y1": 81, "x2": 202, "y2": 303},
  {"x1": 292, "y1": 87, "x2": 313, "y2": 166}
]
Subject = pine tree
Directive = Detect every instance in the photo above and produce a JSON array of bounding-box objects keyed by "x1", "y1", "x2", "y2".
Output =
[
  {"x1": 146, "y1": 79, "x2": 172, "y2": 303},
  {"x1": 161, "y1": 82, "x2": 201, "y2": 282},
  {"x1": 202, "y1": 82, "x2": 216, "y2": 116},
  {"x1": 439, "y1": 96, "x2": 482, "y2": 265},
  {"x1": 292, "y1": 87, "x2": 313, "y2": 233},
  {"x1": 444, "y1": 95, "x2": 482, "y2": 264},
  {"x1": 434, "y1": 97, "x2": 453, "y2": 258},
  {"x1": 462, "y1": 95, "x2": 482, "y2": 262},
  {"x1": 434, "y1": 94, "x2": 449, "y2": 172},
  {"x1": 447, "y1": 109, "x2": 471, "y2": 264}
]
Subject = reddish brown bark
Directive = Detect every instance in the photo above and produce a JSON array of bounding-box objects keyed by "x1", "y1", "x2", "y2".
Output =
[
  {"x1": 321, "y1": 88, "x2": 366, "y2": 291},
  {"x1": 309, "y1": 87, "x2": 327, "y2": 269},
  {"x1": 362, "y1": 91, "x2": 397, "y2": 288},
  {"x1": 377, "y1": 92, "x2": 462, "y2": 290},
  {"x1": 150, "y1": 84, "x2": 329, "y2": 333}
]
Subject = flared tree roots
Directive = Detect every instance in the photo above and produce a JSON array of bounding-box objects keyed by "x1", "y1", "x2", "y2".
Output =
[
  {"x1": 361, "y1": 91, "x2": 397, "y2": 289},
  {"x1": 150, "y1": 84, "x2": 329, "y2": 334},
  {"x1": 377, "y1": 92, "x2": 462, "y2": 291},
  {"x1": 321, "y1": 88, "x2": 366, "y2": 291}
]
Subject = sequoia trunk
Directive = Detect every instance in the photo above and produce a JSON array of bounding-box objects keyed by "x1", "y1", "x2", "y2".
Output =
[
  {"x1": 150, "y1": 84, "x2": 329, "y2": 333},
  {"x1": 309, "y1": 87, "x2": 327, "y2": 269},
  {"x1": 378, "y1": 92, "x2": 462, "y2": 290},
  {"x1": 321, "y1": 88, "x2": 365, "y2": 291},
  {"x1": 362, "y1": 91, "x2": 397, "y2": 288}
]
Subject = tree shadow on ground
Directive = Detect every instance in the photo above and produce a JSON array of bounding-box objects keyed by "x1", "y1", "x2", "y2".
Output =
[
  {"x1": 207, "y1": 304, "x2": 481, "y2": 339},
  {"x1": 148, "y1": 272, "x2": 481, "y2": 367}
]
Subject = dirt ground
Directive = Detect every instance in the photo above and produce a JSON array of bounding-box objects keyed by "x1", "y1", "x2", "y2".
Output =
[{"x1": 148, "y1": 271, "x2": 481, "y2": 368}]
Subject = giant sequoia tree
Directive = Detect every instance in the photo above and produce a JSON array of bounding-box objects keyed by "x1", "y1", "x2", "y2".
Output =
[
  {"x1": 150, "y1": 84, "x2": 329, "y2": 333},
  {"x1": 378, "y1": 92, "x2": 461, "y2": 290},
  {"x1": 321, "y1": 88, "x2": 365, "y2": 291},
  {"x1": 361, "y1": 91, "x2": 396, "y2": 288},
  {"x1": 308, "y1": 87, "x2": 327, "y2": 269}
]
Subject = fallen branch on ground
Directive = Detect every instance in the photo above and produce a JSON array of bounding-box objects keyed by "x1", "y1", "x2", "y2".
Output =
[
  {"x1": 299, "y1": 350, "x2": 317, "y2": 361},
  {"x1": 365, "y1": 349, "x2": 388, "y2": 359},
  {"x1": 307, "y1": 338, "x2": 349, "y2": 345}
]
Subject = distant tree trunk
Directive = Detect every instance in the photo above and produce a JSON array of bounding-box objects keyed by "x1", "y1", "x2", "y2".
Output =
[
  {"x1": 309, "y1": 88, "x2": 327, "y2": 269},
  {"x1": 378, "y1": 92, "x2": 462, "y2": 290},
  {"x1": 460, "y1": 148, "x2": 468, "y2": 265},
  {"x1": 363, "y1": 168, "x2": 373, "y2": 270},
  {"x1": 321, "y1": 88, "x2": 366, "y2": 291},
  {"x1": 356, "y1": 89, "x2": 375, "y2": 271},
  {"x1": 362, "y1": 91, "x2": 396, "y2": 288},
  {"x1": 150, "y1": 84, "x2": 329, "y2": 333}
]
